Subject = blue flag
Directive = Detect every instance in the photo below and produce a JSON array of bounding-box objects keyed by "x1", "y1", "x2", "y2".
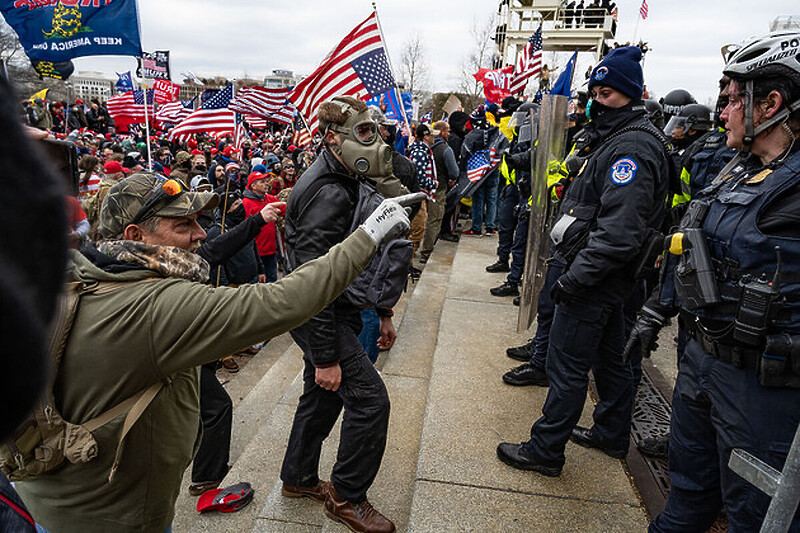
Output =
[
  {"x1": 0, "y1": 0, "x2": 143, "y2": 62},
  {"x1": 116, "y1": 71, "x2": 133, "y2": 93},
  {"x1": 550, "y1": 51, "x2": 578, "y2": 97},
  {"x1": 366, "y1": 89, "x2": 413, "y2": 123}
]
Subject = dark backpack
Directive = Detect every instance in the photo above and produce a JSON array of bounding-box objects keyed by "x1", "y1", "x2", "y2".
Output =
[{"x1": 288, "y1": 175, "x2": 412, "y2": 310}]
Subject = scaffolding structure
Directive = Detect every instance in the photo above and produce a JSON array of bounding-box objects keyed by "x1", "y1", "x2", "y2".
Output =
[{"x1": 496, "y1": 0, "x2": 614, "y2": 67}]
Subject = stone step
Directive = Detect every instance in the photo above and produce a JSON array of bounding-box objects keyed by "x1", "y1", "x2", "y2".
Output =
[
  {"x1": 406, "y1": 235, "x2": 649, "y2": 531},
  {"x1": 172, "y1": 333, "x2": 301, "y2": 532}
]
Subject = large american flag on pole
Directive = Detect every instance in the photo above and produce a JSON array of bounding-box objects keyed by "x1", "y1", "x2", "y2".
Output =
[
  {"x1": 155, "y1": 97, "x2": 196, "y2": 124},
  {"x1": 107, "y1": 90, "x2": 154, "y2": 122},
  {"x1": 288, "y1": 12, "x2": 396, "y2": 134},
  {"x1": 168, "y1": 84, "x2": 235, "y2": 142},
  {"x1": 229, "y1": 86, "x2": 290, "y2": 117},
  {"x1": 509, "y1": 26, "x2": 543, "y2": 95},
  {"x1": 639, "y1": 0, "x2": 649, "y2": 19}
]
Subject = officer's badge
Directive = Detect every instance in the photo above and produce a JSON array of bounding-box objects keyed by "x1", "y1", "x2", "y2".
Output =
[
  {"x1": 746, "y1": 169, "x2": 772, "y2": 185},
  {"x1": 609, "y1": 158, "x2": 637, "y2": 185}
]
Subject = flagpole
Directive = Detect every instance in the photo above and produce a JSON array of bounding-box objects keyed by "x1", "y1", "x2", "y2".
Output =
[
  {"x1": 141, "y1": 82, "x2": 153, "y2": 171},
  {"x1": 372, "y1": 2, "x2": 413, "y2": 137},
  {"x1": 633, "y1": 11, "x2": 642, "y2": 44},
  {"x1": 298, "y1": 112, "x2": 315, "y2": 145}
]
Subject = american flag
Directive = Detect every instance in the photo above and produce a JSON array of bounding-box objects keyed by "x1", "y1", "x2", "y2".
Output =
[
  {"x1": 244, "y1": 114, "x2": 267, "y2": 128},
  {"x1": 107, "y1": 90, "x2": 155, "y2": 122},
  {"x1": 509, "y1": 26, "x2": 543, "y2": 95},
  {"x1": 264, "y1": 103, "x2": 296, "y2": 125},
  {"x1": 229, "y1": 86, "x2": 290, "y2": 117},
  {"x1": 288, "y1": 12, "x2": 396, "y2": 134},
  {"x1": 155, "y1": 97, "x2": 195, "y2": 124},
  {"x1": 466, "y1": 148, "x2": 501, "y2": 183},
  {"x1": 639, "y1": 0, "x2": 649, "y2": 19},
  {"x1": 169, "y1": 85, "x2": 236, "y2": 142},
  {"x1": 233, "y1": 113, "x2": 247, "y2": 151},
  {"x1": 291, "y1": 128, "x2": 312, "y2": 149}
]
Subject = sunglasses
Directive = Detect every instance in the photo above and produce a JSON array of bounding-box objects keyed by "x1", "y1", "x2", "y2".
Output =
[
  {"x1": 285, "y1": 164, "x2": 295, "y2": 169},
  {"x1": 130, "y1": 178, "x2": 189, "y2": 225}
]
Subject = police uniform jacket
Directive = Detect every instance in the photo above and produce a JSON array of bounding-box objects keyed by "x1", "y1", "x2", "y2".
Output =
[{"x1": 552, "y1": 102, "x2": 669, "y2": 302}]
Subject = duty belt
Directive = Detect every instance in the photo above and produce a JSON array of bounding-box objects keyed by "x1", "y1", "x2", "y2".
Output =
[{"x1": 680, "y1": 311, "x2": 761, "y2": 369}]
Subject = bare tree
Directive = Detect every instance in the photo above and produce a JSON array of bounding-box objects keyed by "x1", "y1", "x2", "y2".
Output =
[
  {"x1": 459, "y1": 14, "x2": 498, "y2": 96},
  {"x1": 398, "y1": 32, "x2": 428, "y2": 97}
]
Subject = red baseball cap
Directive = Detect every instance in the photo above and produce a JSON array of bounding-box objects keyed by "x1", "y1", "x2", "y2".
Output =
[
  {"x1": 196, "y1": 482, "x2": 254, "y2": 513},
  {"x1": 103, "y1": 160, "x2": 128, "y2": 174}
]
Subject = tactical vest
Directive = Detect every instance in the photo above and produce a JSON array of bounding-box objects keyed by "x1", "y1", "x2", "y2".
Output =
[{"x1": 692, "y1": 151, "x2": 800, "y2": 333}]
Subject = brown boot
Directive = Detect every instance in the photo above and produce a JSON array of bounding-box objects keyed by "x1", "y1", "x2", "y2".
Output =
[
  {"x1": 323, "y1": 485, "x2": 395, "y2": 533},
  {"x1": 281, "y1": 480, "x2": 331, "y2": 502}
]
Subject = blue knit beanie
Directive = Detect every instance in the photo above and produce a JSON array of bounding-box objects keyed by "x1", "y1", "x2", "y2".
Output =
[{"x1": 588, "y1": 46, "x2": 644, "y2": 100}]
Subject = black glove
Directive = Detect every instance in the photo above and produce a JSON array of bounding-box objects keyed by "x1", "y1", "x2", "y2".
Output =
[
  {"x1": 550, "y1": 274, "x2": 581, "y2": 305},
  {"x1": 622, "y1": 307, "x2": 668, "y2": 363}
]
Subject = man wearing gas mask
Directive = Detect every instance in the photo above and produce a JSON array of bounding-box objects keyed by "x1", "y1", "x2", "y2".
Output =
[{"x1": 280, "y1": 96, "x2": 397, "y2": 533}]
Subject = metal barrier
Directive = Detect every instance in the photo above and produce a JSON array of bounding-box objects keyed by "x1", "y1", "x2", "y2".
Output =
[{"x1": 729, "y1": 421, "x2": 800, "y2": 532}]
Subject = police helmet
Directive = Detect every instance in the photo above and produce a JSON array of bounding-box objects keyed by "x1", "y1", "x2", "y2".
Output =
[
  {"x1": 663, "y1": 103, "x2": 714, "y2": 138},
  {"x1": 643, "y1": 99, "x2": 665, "y2": 129},
  {"x1": 510, "y1": 101, "x2": 540, "y2": 144},
  {"x1": 660, "y1": 89, "x2": 696, "y2": 121}
]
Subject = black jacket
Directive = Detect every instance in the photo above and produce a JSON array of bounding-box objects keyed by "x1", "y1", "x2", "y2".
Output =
[
  {"x1": 553, "y1": 102, "x2": 669, "y2": 302},
  {"x1": 204, "y1": 211, "x2": 266, "y2": 285},
  {"x1": 197, "y1": 210, "x2": 267, "y2": 280},
  {"x1": 284, "y1": 149, "x2": 361, "y2": 366}
]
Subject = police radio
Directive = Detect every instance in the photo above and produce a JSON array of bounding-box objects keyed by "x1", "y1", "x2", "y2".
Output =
[{"x1": 733, "y1": 247, "x2": 783, "y2": 348}]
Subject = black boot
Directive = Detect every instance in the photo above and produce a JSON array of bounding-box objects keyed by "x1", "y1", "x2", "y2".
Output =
[
  {"x1": 506, "y1": 338, "x2": 534, "y2": 361},
  {"x1": 490, "y1": 281, "x2": 519, "y2": 297},
  {"x1": 502, "y1": 362, "x2": 549, "y2": 386},
  {"x1": 486, "y1": 260, "x2": 510, "y2": 273}
]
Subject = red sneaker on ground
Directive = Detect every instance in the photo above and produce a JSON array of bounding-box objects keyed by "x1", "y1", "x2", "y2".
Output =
[{"x1": 461, "y1": 229, "x2": 482, "y2": 236}]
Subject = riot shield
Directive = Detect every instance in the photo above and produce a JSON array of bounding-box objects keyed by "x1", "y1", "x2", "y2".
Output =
[{"x1": 517, "y1": 94, "x2": 569, "y2": 333}]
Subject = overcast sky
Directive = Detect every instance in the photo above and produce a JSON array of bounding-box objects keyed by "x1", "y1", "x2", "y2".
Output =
[{"x1": 71, "y1": 0, "x2": 798, "y2": 105}]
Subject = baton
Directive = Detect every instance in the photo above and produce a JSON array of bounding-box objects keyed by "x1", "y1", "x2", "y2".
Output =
[{"x1": 393, "y1": 192, "x2": 427, "y2": 207}]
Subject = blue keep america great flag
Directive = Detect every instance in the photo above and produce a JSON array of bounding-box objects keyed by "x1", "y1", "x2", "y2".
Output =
[{"x1": 0, "y1": 0, "x2": 142, "y2": 62}]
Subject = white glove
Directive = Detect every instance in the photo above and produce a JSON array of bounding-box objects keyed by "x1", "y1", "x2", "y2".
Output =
[{"x1": 360, "y1": 199, "x2": 410, "y2": 246}]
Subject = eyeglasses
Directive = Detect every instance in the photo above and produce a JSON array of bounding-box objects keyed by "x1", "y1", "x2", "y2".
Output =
[
  {"x1": 130, "y1": 178, "x2": 188, "y2": 225},
  {"x1": 285, "y1": 164, "x2": 294, "y2": 169}
]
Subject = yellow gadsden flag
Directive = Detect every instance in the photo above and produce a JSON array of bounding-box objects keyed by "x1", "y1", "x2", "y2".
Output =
[{"x1": 29, "y1": 88, "x2": 49, "y2": 102}]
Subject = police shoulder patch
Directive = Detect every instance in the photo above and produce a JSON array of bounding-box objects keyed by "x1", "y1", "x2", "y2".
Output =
[{"x1": 609, "y1": 158, "x2": 637, "y2": 185}]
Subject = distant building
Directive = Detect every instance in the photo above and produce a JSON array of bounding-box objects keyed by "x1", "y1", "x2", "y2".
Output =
[
  {"x1": 263, "y1": 69, "x2": 303, "y2": 89},
  {"x1": 71, "y1": 71, "x2": 115, "y2": 102}
]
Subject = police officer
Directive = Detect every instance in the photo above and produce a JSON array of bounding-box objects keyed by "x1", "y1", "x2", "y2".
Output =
[
  {"x1": 647, "y1": 31, "x2": 800, "y2": 531},
  {"x1": 660, "y1": 88, "x2": 696, "y2": 124},
  {"x1": 496, "y1": 46, "x2": 670, "y2": 475}
]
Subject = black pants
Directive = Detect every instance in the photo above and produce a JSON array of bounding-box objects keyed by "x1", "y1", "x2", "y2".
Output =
[
  {"x1": 281, "y1": 324, "x2": 390, "y2": 503},
  {"x1": 192, "y1": 363, "x2": 233, "y2": 483}
]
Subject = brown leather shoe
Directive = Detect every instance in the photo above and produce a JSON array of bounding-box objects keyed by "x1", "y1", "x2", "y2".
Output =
[
  {"x1": 281, "y1": 480, "x2": 331, "y2": 502},
  {"x1": 221, "y1": 355, "x2": 239, "y2": 373},
  {"x1": 323, "y1": 486, "x2": 395, "y2": 533}
]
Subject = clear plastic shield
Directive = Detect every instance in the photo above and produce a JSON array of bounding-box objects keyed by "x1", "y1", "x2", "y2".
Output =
[{"x1": 517, "y1": 94, "x2": 569, "y2": 333}]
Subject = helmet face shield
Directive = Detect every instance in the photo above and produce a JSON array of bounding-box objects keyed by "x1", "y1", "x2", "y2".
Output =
[{"x1": 663, "y1": 116, "x2": 687, "y2": 138}]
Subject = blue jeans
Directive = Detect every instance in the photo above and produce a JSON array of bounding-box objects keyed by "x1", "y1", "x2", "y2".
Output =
[
  {"x1": 471, "y1": 171, "x2": 499, "y2": 232},
  {"x1": 526, "y1": 296, "x2": 635, "y2": 466},
  {"x1": 358, "y1": 308, "x2": 381, "y2": 364},
  {"x1": 649, "y1": 338, "x2": 800, "y2": 532},
  {"x1": 496, "y1": 184, "x2": 520, "y2": 262},
  {"x1": 260, "y1": 254, "x2": 277, "y2": 283}
]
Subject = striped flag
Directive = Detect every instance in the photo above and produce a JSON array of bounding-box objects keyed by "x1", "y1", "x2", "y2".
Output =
[
  {"x1": 155, "y1": 97, "x2": 195, "y2": 124},
  {"x1": 264, "y1": 102, "x2": 296, "y2": 125},
  {"x1": 233, "y1": 114, "x2": 248, "y2": 151},
  {"x1": 639, "y1": 0, "x2": 649, "y2": 19},
  {"x1": 466, "y1": 148, "x2": 501, "y2": 183},
  {"x1": 292, "y1": 128, "x2": 312, "y2": 149},
  {"x1": 229, "y1": 86, "x2": 291, "y2": 117},
  {"x1": 169, "y1": 85, "x2": 235, "y2": 142},
  {"x1": 509, "y1": 26, "x2": 543, "y2": 95},
  {"x1": 288, "y1": 12, "x2": 396, "y2": 134},
  {"x1": 244, "y1": 114, "x2": 268, "y2": 128},
  {"x1": 107, "y1": 90, "x2": 154, "y2": 122}
]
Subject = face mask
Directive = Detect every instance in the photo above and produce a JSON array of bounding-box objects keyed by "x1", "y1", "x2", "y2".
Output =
[
  {"x1": 194, "y1": 164, "x2": 207, "y2": 173},
  {"x1": 588, "y1": 99, "x2": 613, "y2": 122},
  {"x1": 384, "y1": 124, "x2": 397, "y2": 148},
  {"x1": 328, "y1": 103, "x2": 393, "y2": 177}
]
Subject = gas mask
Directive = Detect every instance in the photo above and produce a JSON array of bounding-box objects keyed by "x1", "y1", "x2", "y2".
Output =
[{"x1": 327, "y1": 101, "x2": 393, "y2": 177}]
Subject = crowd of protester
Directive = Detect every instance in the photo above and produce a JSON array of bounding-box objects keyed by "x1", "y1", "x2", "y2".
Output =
[{"x1": 3, "y1": 25, "x2": 800, "y2": 533}]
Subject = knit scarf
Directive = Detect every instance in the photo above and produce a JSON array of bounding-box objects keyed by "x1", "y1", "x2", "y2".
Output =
[{"x1": 95, "y1": 240, "x2": 210, "y2": 283}]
